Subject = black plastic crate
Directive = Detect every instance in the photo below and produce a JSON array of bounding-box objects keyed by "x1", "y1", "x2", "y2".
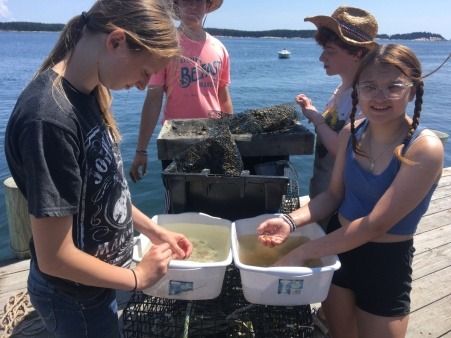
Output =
[{"x1": 162, "y1": 164, "x2": 290, "y2": 221}]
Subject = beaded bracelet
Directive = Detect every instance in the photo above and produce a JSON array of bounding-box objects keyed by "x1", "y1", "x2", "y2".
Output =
[
  {"x1": 130, "y1": 269, "x2": 137, "y2": 292},
  {"x1": 135, "y1": 149, "x2": 147, "y2": 156},
  {"x1": 279, "y1": 214, "x2": 296, "y2": 233},
  {"x1": 285, "y1": 213, "x2": 297, "y2": 232}
]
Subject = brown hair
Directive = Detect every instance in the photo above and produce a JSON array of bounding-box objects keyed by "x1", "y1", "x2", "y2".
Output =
[
  {"x1": 37, "y1": 0, "x2": 180, "y2": 141},
  {"x1": 349, "y1": 44, "x2": 424, "y2": 162},
  {"x1": 315, "y1": 27, "x2": 371, "y2": 59}
]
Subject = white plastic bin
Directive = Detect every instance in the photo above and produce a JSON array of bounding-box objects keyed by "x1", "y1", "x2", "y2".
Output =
[
  {"x1": 133, "y1": 212, "x2": 232, "y2": 300},
  {"x1": 232, "y1": 214, "x2": 340, "y2": 306}
]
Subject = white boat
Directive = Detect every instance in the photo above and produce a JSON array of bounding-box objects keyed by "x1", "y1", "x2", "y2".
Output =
[{"x1": 278, "y1": 49, "x2": 291, "y2": 59}]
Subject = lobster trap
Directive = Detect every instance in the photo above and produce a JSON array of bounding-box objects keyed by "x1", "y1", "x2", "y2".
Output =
[{"x1": 122, "y1": 265, "x2": 314, "y2": 337}]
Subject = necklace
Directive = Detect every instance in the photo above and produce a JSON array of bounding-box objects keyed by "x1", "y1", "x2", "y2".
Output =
[{"x1": 367, "y1": 126, "x2": 401, "y2": 173}]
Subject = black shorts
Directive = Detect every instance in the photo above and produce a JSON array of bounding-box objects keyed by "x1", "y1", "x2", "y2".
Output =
[{"x1": 327, "y1": 213, "x2": 415, "y2": 317}]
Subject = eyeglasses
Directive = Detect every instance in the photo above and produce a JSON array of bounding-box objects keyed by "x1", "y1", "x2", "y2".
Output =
[{"x1": 356, "y1": 83, "x2": 414, "y2": 100}]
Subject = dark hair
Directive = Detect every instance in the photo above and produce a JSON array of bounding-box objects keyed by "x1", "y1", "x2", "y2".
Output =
[
  {"x1": 37, "y1": 0, "x2": 180, "y2": 141},
  {"x1": 315, "y1": 27, "x2": 371, "y2": 58},
  {"x1": 349, "y1": 44, "x2": 424, "y2": 162}
]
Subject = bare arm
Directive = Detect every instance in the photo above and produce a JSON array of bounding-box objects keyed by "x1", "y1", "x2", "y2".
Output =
[
  {"x1": 257, "y1": 126, "x2": 349, "y2": 246},
  {"x1": 295, "y1": 93, "x2": 340, "y2": 157},
  {"x1": 275, "y1": 129, "x2": 444, "y2": 265},
  {"x1": 218, "y1": 85, "x2": 233, "y2": 114},
  {"x1": 31, "y1": 214, "x2": 173, "y2": 291},
  {"x1": 131, "y1": 205, "x2": 193, "y2": 259},
  {"x1": 129, "y1": 85, "x2": 164, "y2": 182},
  {"x1": 32, "y1": 203, "x2": 193, "y2": 291}
]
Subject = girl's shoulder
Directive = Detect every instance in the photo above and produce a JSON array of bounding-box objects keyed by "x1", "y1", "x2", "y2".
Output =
[{"x1": 409, "y1": 128, "x2": 444, "y2": 152}]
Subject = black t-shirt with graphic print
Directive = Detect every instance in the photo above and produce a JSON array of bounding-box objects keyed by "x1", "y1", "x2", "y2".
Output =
[{"x1": 5, "y1": 69, "x2": 134, "y2": 300}]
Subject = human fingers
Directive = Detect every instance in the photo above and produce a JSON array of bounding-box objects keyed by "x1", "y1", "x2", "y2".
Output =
[
  {"x1": 129, "y1": 163, "x2": 141, "y2": 182},
  {"x1": 141, "y1": 161, "x2": 147, "y2": 177},
  {"x1": 174, "y1": 236, "x2": 193, "y2": 259},
  {"x1": 135, "y1": 243, "x2": 174, "y2": 289},
  {"x1": 256, "y1": 218, "x2": 283, "y2": 234}
]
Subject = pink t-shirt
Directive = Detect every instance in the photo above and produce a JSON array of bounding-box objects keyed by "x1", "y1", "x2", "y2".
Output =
[{"x1": 149, "y1": 32, "x2": 231, "y2": 124}]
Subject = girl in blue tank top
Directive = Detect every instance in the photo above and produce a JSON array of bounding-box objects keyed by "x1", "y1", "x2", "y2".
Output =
[{"x1": 256, "y1": 44, "x2": 446, "y2": 338}]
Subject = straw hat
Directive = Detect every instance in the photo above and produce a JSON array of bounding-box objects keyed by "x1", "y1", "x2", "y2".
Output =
[
  {"x1": 304, "y1": 6, "x2": 378, "y2": 49},
  {"x1": 206, "y1": 0, "x2": 223, "y2": 13}
]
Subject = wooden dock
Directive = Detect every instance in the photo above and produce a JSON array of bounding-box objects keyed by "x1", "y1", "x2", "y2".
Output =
[{"x1": 1, "y1": 167, "x2": 450, "y2": 337}]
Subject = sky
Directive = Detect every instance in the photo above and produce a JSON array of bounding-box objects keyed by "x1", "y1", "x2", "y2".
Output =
[{"x1": 1, "y1": 0, "x2": 450, "y2": 40}]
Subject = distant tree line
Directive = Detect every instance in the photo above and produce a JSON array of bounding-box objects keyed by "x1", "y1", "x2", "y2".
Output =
[
  {"x1": 205, "y1": 28, "x2": 316, "y2": 39},
  {"x1": 0, "y1": 22, "x2": 446, "y2": 41},
  {"x1": 0, "y1": 22, "x2": 64, "y2": 32},
  {"x1": 206, "y1": 28, "x2": 446, "y2": 41}
]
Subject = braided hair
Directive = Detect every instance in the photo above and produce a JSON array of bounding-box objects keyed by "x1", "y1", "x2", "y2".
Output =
[{"x1": 349, "y1": 44, "x2": 424, "y2": 163}]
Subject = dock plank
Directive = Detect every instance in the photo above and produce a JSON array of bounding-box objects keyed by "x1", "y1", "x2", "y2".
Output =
[
  {"x1": 1, "y1": 166, "x2": 451, "y2": 337},
  {"x1": 407, "y1": 295, "x2": 451, "y2": 337}
]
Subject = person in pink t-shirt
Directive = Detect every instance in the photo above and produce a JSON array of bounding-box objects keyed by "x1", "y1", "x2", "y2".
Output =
[{"x1": 130, "y1": 0, "x2": 233, "y2": 182}]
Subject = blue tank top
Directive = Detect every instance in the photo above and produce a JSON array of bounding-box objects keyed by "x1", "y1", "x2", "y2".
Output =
[{"x1": 338, "y1": 120, "x2": 437, "y2": 235}]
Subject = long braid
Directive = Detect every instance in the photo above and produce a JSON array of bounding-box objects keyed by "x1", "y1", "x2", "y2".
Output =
[
  {"x1": 394, "y1": 81, "x2": 423, "y2": 160},
  {"x1": 350, "y1": 88, "x2": 366, "y2": 158}
]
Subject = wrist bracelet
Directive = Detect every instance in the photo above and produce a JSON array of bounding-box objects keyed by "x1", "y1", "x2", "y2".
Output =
[
  {"x1": 130, "y1": 269, "x2": 137, "y2": 292},
  {"x1": 314, "y1": 121, "x2": 326, "y2": 132},
  {"x1": 280, "y1": 214, "x2": 296, "y2": 233},
  {"x1": 136, "y1": 149, "x2": 147, "y2": 155},
  {"x1": 284, "y1": 213, "x2": 297, "y2": 232}
]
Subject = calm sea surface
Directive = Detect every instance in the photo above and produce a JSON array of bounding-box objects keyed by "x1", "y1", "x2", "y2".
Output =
[{"x1": 0, "y1": 32, "x2": 450, "y2": 260}]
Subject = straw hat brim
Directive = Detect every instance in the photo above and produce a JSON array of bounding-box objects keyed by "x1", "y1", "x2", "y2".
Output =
[
  {"x1": 305, "y1": 15, "x2": 378, "y2": 49},
  {"x1": 207, "y1": 0, "x2": 223, "y2": 13}
]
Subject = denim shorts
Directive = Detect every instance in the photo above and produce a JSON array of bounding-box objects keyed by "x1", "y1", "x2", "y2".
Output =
[{"x1": 28, "y1": 261, "x2": 120, "y2": 338}]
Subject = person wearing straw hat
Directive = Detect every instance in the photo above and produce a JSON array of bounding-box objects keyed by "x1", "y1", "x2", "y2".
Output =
[
  {"x1": 294, "y1": 6, "x2": 379, "y2": 334},
  {"x1": 130, "y1": 0, "x2": 233, "y2": 182},
  {"x1": 295, "y1": 5, "x2": 379, "y2": 211}
]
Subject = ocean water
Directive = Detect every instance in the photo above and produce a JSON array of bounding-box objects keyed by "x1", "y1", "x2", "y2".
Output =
[{"x1": 0, "y1": 32, "x2": 450, "y2": 260}]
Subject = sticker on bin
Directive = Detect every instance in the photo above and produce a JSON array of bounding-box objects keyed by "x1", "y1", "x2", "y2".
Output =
[
  {"x1": 232, "y1": 214, "x2": 341, "y2": 305},
  {"x1": 169, "y1": 281, "x2": 194, "y2": 295},
  {"x1": 278, "y1": 279, "x2": 304, "y2": 295}
]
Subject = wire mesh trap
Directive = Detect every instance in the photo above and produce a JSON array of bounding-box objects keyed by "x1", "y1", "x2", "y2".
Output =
[
  {"x1": 227, "y1": 103, "x2": 300, "y2": 135},
  {"x1": 122, "y1": 265, "x2": 314, "y2": 338},
  {"x1": 165, "y1": 128, "x2": 244, "y2": 176},
  {"x1": 167, "y1": 103, "x2": 302, "y2": 138},
  {"x1": 254, "y1": 160, "x2": 300, "y2": 214}
]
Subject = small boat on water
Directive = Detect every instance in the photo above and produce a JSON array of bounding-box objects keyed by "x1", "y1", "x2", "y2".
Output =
[{"x1": 278, "y1": 49, "x2": 291, "y2": 59}]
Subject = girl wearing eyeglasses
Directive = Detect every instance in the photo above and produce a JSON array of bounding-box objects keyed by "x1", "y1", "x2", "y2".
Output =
[{"x1": 257, "y1": 44, "x2": 445, "y2": 338}]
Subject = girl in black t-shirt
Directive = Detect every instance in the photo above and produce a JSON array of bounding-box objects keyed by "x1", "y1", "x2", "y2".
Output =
[{"x1": 5, "y1": 1, "x2": 192, "y2": 337}]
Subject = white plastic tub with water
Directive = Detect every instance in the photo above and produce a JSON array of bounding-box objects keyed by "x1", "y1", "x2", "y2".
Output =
[
  {"x1": 133, "y1": 212, "x2": 232, "y2": 300},
  {"x1": 232, "y1": 214, "x2": 341, "y2": 306}
]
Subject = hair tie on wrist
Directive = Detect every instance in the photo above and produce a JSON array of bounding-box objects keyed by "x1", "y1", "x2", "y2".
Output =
[
  {"x1": 136, "y1": 149, "x2": 147, "y2": 155},
  {"x1": 314, "y1": 121, "x2": 326, "y2": 132},
  {"x1": 130, "y1": 269, "x2": 137, "y2": 292}
]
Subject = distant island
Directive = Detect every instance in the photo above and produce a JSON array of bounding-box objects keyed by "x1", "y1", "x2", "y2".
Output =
[{"x1": 0, "y1": 22, "x2": 447, "y2": 41}]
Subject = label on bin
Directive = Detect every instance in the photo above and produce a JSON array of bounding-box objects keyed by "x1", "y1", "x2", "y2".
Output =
[
  {"x1": 278, "y1": 279, "x2": 304, "y2": 295},
  {"x1": 169, "y1": 281, "x2": 193, "y2": 295}
]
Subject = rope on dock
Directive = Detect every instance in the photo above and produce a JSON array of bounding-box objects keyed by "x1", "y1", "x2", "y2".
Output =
[{"x1": 0, "y1": 291, "x2": 45, "y2": 337}]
